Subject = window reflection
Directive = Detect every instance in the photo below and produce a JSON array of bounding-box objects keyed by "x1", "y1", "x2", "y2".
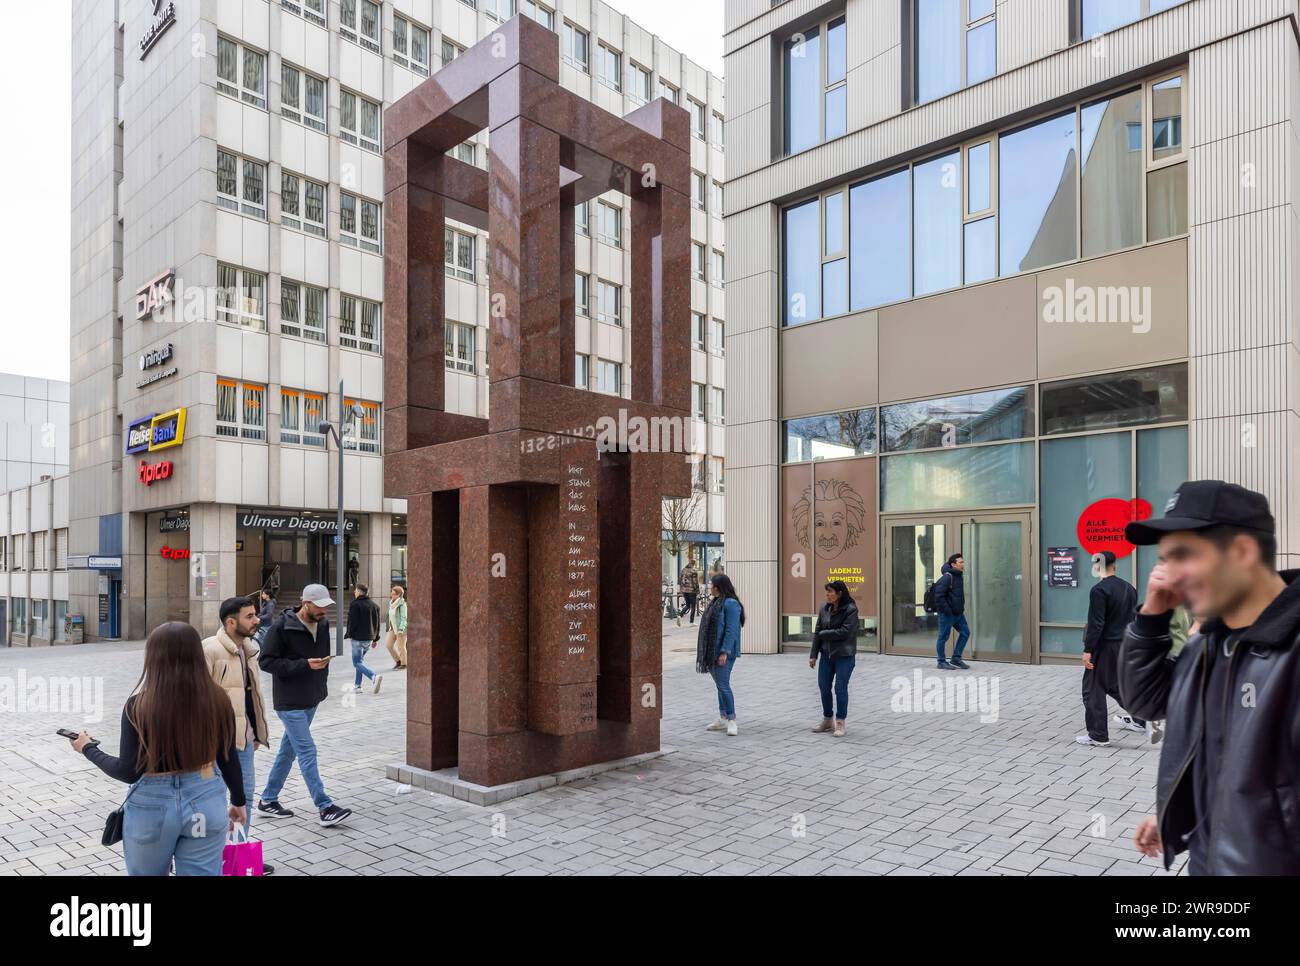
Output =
[
  {"x1": 850, "y1": 169, "x2": 910, "y2": 312},
  {"x1": 783, "y1": 199, "x2": 821, "y2": 324},
  {"x1": 1040, "y1": 363, "x2": 1188, "y2": 434},
  {"x1": 785, "y1": 410, "x2": 878, "y2": 462},
  {"x1": 783, "y1": 28, "x2": 821, "y2": 155},
  {"x1": 999, "y1": 111, "x2": 1077, "y2": 274},
  {"x1": 882, "y1": 386, "x2": 1032, "y2": 452},
  {"x1": 913, "y1": 151, "x2": 962, "y2": 295},
  {"x1": 1081, "y1": 88, "x2": 1144, "y2": 257}
]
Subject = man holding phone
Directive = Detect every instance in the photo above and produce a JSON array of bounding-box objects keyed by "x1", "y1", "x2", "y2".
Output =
[{"x1": 256, "y1": 584, "x2": 352, "y2": 828}]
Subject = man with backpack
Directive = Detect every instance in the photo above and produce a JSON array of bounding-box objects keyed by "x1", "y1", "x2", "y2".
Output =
[{"x1": 929, "y1": 553, "x2": 970, "y2": 670}]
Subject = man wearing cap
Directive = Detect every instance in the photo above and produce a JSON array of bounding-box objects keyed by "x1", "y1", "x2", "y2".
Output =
[
  {"x1": 1075, "y1": 549, "x2": 1143, "y2": 747},
  {"x1": 255, "y1": 583, "x2": 353, "y2": 828},
  {"x1": 1120, "y1": 480, "x2": 1300, "y2": 874}
]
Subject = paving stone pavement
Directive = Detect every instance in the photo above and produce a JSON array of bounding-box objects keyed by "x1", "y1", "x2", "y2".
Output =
[{"x1": 0, "y1": 621, "x2": 1185, "y2": 876}]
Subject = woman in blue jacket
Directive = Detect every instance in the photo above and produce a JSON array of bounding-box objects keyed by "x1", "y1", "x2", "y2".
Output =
[{"x1": 696, "y1": 573, "x2": 745, "y2": 736}]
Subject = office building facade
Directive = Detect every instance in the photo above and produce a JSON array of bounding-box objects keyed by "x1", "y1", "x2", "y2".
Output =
[
  {"x1": 724, "y1": 0, "x2": 1296, "y2": 659},
  {"x1": 70, "y1": 0, "x2": 724, "y2": 640}
]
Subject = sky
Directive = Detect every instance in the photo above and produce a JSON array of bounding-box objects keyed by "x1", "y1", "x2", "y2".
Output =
[{"x1": 0, "y1": 0, "x2": 723, "y2": 385}]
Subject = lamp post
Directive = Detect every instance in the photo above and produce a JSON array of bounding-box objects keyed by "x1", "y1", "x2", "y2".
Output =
[{"x1": 318, "y1": 379, "x2": 362, "y2": 658}]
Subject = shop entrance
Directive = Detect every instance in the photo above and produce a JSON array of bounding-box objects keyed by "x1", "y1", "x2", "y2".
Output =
[
  {"x1": 259, "y1": 531, "x2": 359, "y2": 603},
  {"x1": 881, "y1": 510, "x2": 1033, "y2": 664}
]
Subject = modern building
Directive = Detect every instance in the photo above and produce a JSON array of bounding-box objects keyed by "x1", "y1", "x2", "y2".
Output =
[
  {"x1": 70, "y1": 0, "x2": 724, "y2": 641},
  {"x1": 724, "y1": 0, "x2": 1295, "y2": 660},
  {"x1": 0, "y1": 374, "x2": 69, "y2": 492},
  {"x1": 0, "y1": 475, "x2": 72, "y2": 645}
]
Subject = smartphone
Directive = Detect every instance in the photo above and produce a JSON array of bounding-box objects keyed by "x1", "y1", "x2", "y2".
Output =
[{"x1": 56, "y1": 728, "x2": 80, "y2": 740}]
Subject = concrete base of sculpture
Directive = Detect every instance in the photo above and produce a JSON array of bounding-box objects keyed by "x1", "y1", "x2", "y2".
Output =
[{"x1": 385, "y1": 748, "x2": 672, "y2": 806}]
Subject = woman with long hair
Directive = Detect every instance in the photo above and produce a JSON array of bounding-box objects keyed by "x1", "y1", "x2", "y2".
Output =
[
  {"x1": 810, "y1": 580, "x2": 860, "y2": 738},
  {"x1": 70, "y1": 622, "x2": 246, "y2": 875},
  {"x1": 697, "y1": 573, "x2": 745, "y2": 736}
]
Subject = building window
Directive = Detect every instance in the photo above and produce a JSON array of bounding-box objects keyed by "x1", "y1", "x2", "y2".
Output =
[
  {"x1": 708, "y1": 457, "x2": 725, "y2": 494},
  {"x1": 520, "y1": 1, "x2": 554, "y2": 29},
  {"x1": 10, "y1": 597, "x2": 25, "y2": 636},
  {"x1": 712, "y1": 318, "x2": 726, "y2": 355},
  {"x1": 913, "y1": 0, "x2": 996, "y2": 107},
  {"x1": 445, "y1": 321, "x2": 476, "y2": 373},
  {"x1": 343, "y1": 398, "x2": 381, "y2": 453},
  {"x1": 341, "y1": 0, "x2": 381, "y2": 53},
  {"x1": 596, "y1": 201, "x2": 622, "y2": 247},
  {"x1": 1040, "y1": 363, "x2": 1188, "y2": 435},
  {"x1": 217, "y1": 36, "x2": 267, "y2": 109},
  {"x1": 575, "y1": 201, "x2": 590, "y2": 236},
  {"x1": 596, "y1": 44, "x2": 622, "y2": 92},
  {"x1": 55, "y1": 528, "x2": 68, "y2": 570},
  {"x1": 784, "y1": 409, "x2": 878, "y2": 462},
  {"x1": 280, "y1": 281, "x2": 327, "y2": 342},
  {"x1": 444, "y1": 227, "x2": 476, "y2": 281},
  {"x1": 595, "y1": 359, "x2": 622, "y2": 395},
  {"x1": 782, "y1": 73, "x2": 1187, "y2": 323},
  {"x1": 340, "y1": 192, "x2": 382, "y2": 253},
  {"x1": 712, "y1": 250, "x2": 725, "y2": 287},
  {"x1": 216, "y1": 264, "x2": 266, "y2": 330},
  {"x1": 782, "y1": 14, "x2": 845, "y2": 155},
  {"x1": 54, "y1": 600, "x2": 68, "y2": 641},
  {"x1": 217, "y1": 379, "x2": 267, "y2": 440},
  {"x1": 711, "y1": 110, "x2": 725, "y2": 148},
  {"x1": 691, "y1": 312, "x2": 706, "y2": 349},
  {"x1": 595, "y1": 279, "x2": 622, "y2": 325},
  {"x1": 216, "y1": 150, "x2": 267, "y2": 219},
  {"x1": 286, "y1": 0, "x2": 327, "y2": 29},
  {"x1": 393, "y1": 16, "x2": 431, "y2": 76},
  {"x1": 281, "y1": 62, "x2": 327, "y2": 131},
  {"x1": 483, "y1": 0, "x2": 517, "y2": 22},
  {"x1": 281, "y1": 389, "x2": 327, "y2": 446},
  {"x1": 281, "y1": 172, "x2": 327, "y2": 237},
  {"x1": 340, "y1": 294, "x2": 382, "y2": 353},
  {"x1": 0, "y1": 536, "x2": 7, "y2": 571},
  {"x1": 692, "y1": 243, "x2": 706, "y2": 282},
  {"x1": 442, "y1": 39, "x2": 463, "y2": 68},
  {"x1": 710, "y1": 387, "x2": 726, "y2": 425},
  {"x1": 340, "y1": 90, "x2": 381, "y2": 152},
  {"x1": 29, "y1": 599, "x2": 47, "y2": 638},
  {"x1": 882, "y1": 386, "x2": 1032, "y2": 451},
  {"x1": 628, "y1": 63, "x2": 651, "y2": 103},
  {"x1": 576, "y1": 273, "x2": 590, "y2": 316},
  {"x1": 692, "y1": 382, "x2": 706, "y2": 419},
  {"x1": 689, "y1": 99, "x2": 706, "y2": 139},
  {"x1": 711, "y1": 179, "x2": 724, "y2": 214},
  {"x1": 658, "y1": 80, "x2": 679, "y2": 104},
  {"x1": 563, "y1": 22, "x2": 589, "y2": 72},
  {"x1": 692, "y1": 171, "x2": 707, "y2": 211},
  {"x1": 32, "y1": 531, "x2": 47, "y2": 571},
  {"x1": 575, "y1": 353, "x2": 590, "y2": 388},
  {"x1": 12, "y1": 534, "x2": 24, "y2": 571},
  {"x1": 1078, "y1": 0, "x2": 1188, "y2": 40},
  {"x1": 452, "y1": 141, "x2": 477, "y2": 165}
]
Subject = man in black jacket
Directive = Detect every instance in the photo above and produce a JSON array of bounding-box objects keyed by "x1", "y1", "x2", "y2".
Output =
[
  {"x1": 345, "y1": 583, "x2": 383, "y2": 695},
  {"x1": 1119, "y1": 480, "x2": 1300, "y2": 874},
  {"x1": 1076, "y1": 550, "x2": 1142, "y2": 747},
  {"x1": 934, "y1": 554, "x2": 970, "y2": 670},
  {"x1": 256, "y1": 583, "x2": 352, "y2": 828}
]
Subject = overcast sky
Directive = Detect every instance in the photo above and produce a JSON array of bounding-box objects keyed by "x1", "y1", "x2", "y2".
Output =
[{"x1": 0, "y1": 0, "x2": 723, "y2": 385}]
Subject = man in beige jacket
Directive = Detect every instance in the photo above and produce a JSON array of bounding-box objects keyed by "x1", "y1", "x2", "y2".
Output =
[{"x1": 203, "y1": 596, "x2": 273, "y2": 871}]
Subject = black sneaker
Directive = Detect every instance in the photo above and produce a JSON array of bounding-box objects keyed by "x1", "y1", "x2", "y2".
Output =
[
  {"x1": 256, "y1": 800, "x2": 295, "y2": 820},
  {"x1": 950, "y1": 657, "x2": 970, "y2": 669},
  {"x1": 937, "y1": 660, "x2": 957, "y2": 670},
  {"x1": 262, "y1": 863, "x2": 276, "y2": 876},
  {"x1": 319, "y1": 804, "x2": 352, "y2": 827}
]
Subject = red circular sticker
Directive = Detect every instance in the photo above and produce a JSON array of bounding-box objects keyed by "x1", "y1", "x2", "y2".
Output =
[{"x1": 1077, "y1": 498, "x2": 1152, "y2": 558}]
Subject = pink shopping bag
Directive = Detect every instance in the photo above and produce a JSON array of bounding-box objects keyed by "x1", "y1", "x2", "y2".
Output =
[{"x1": 222, "y1": 827, "x2": 264, "y2": 876}]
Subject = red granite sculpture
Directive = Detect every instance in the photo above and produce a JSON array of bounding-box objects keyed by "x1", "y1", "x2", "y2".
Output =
[{"x1": 383, "y1": 16, "x2": 692, "y2": 787}]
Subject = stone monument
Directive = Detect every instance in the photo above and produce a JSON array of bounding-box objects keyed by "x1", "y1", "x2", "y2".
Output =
[{"x1": 383, "y1": 15, "x2": 692, "y2": 792}]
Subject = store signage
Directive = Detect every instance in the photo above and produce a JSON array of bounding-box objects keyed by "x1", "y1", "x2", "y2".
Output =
[
  {"x1": 238, "y1": 511, "x2": 358, "y2": 534},
  {"x1": 1076, "y1": 498, "x2": 1152, "y2": 559},
  {"x1": 138, "y1": 459, "x2": 174, "y2": 486},
  {"x1": 159, "y1": 515, "x2": 190, "y2": 533},
  {"x1": 126, "y1": 408, "x2": 188, "y2": 455},
  {"x1": 136, "y1": 343, "x2": 178, "y2": 388},
  {"x1": 68, "y1": 555, "x2": 123, "y2": 570},
  {"x1": 160, "y1": 545, "x2": 191, "y2": 561},
  {"x1": 139, "y1": 1, "x2": 177, "y2": 60},
  {"x1": 1046, "y1": 547, "x2": 1079, "y2": 588},
  {"x1": 135, "y1": 268, "x2": 175, "y2": 320}
]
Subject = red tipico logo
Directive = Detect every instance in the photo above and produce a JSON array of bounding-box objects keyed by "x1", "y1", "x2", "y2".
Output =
[
  {"x1": 138, "y1": 459, "x2": 174, "y2": 486},
  {"x1": 160, "y1": 545, "x2": 190, "y2": 560}
]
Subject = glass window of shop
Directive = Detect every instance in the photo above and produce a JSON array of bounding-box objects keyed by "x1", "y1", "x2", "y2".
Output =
[
  {"x1": 1039, "y1": 366, "x2": 1188, "y2": 656},
  {"x1": 784, "y1": 409, "x2": 877, "y2": 462}
]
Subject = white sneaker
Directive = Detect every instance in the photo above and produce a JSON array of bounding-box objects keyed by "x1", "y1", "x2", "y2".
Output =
[
  {"x1": 725, "y1": 720, "x2": 738, "y2": 737},
  {"x1": 371, "y1": 674, "x2": 384, "y2": 695},
  {"x1": 1113, "y1": 713, "x2": 1144, "y2": 734},
  {"x1": 1146, "y1": 720, "x2": 1164, "y2": 745},
  {"x1": 705, "y1": 718, "x2": 727, "y2": 731},
  {"x1": 1075, "y1": 735, "x2": 1111, "y2": 747}
]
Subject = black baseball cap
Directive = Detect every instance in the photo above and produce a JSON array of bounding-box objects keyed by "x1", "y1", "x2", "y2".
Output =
[{"x1": 1124, "y1": 480, "x2": 1274, "y2": 546}]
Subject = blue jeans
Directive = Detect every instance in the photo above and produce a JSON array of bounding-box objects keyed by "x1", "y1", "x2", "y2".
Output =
[
  {"x1": 817, "y1": 654, "x2": 856, "y2": 719},
  {"x1": 710, "y1": 658, "x2": 736, "y2": 719},
  {"x1": 351, "y1": 639, "x2": 376, "y2": 687},
  {"x1": 937, "y1": 613, "x2": 971, "y2": 663},
  {"x1": 122, "y1": 771, "x2": 229, "y2": 876},
  {"x1": 260, "y1": 707, "x2": 333, "y2": 810},
  {"x1": 225, "y1": 742, "x2": 255, "y2": 836}
]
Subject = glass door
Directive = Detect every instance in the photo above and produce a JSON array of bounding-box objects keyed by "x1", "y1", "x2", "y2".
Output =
[{"x1": 883, "y1": 511, "x2": 1033, "y2": 663}]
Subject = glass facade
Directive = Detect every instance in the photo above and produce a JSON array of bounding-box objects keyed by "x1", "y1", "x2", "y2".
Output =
[
  {"x1": 881, "y1": 441, "x2": 1036, "y2": 512},
  {"x1": 784, "y1": 409, "x2": 877, "y2": 462},
  {"x1": 1041, "y1": 363, "x2": 1188, "y2": 435}
]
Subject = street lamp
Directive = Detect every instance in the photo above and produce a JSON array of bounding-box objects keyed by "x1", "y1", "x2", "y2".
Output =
[{"x1": 318, "y1": 378, "x2": 365, "y2": 658}]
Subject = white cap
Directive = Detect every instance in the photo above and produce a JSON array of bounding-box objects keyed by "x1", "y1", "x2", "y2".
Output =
[{"x1": 301, "y1": 583, "x2": 334, "y2": 608}]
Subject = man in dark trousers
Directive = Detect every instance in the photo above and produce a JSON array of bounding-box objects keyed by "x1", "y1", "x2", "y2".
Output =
[
  {"x1": 256, "y1": 584, "x2": 352, "y2": 828},
  {"x1": 678, "y1": 558, "x2": 701, "y2": 626},
  {"x1": 934, "y1": 553, "x2": 970, "y2": 670},
  {"x1": 345, "y1": 583, "x2": 383, "y2": 694},
  {"x1": 1121, "y1": 480, "x2": 1300, "y2": 874},
  {"x1": 1076, "y1": 550, "x2": 1142, "y2": 746}
]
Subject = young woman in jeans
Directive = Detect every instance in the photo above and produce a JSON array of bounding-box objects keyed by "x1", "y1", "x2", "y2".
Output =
[
  {"x1": 697, "y1": 573, "x2": 745, "y2": 736},
  {"x1": 71, "y1": 622, "x2": 246, "y2": 876},
  {"x1": 810, "y1": 580, "x2": 861, "y2": 738}
]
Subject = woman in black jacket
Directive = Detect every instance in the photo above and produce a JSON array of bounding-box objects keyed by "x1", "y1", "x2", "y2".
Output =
[{"x1": 809, "y1": 580, "x2": 860, "y2": 737}]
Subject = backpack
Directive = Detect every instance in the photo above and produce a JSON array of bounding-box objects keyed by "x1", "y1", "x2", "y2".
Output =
[{"x1": 922, "y1": 575, "x2": 946, "y2": 614}]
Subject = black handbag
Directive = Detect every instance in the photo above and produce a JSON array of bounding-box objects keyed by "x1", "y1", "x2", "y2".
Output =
[{"x1": 102, "y1": 784, "x2": 137, "y2": 847}]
